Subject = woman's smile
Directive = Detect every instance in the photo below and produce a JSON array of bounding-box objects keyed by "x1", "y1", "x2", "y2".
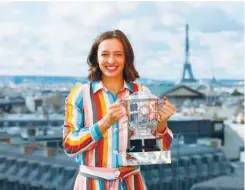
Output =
[{"x1": 106, "y1": 66, "x2": 118, "y2": 72}]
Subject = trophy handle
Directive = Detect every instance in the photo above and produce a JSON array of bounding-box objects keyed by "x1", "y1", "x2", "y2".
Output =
[
  {"x1": 157, "y1": 99, "x2": 164, "y2": 110},
  {"x1": 119, "y1": 99, "x2": 128, "y2": 124}
]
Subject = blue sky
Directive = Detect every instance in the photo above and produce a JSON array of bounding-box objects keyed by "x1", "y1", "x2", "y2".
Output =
[{"x1": 0, "y1": 1, "x2": 244, "y2": 80}]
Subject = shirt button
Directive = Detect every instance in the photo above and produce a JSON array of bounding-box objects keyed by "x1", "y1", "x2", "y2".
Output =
[
  {"x1": 115, "y1": 171, "x2": 120, "y2": 177},
  {"x1": 113, "y1": 150, "x2": 118, "y2": 154},
  {"x1": 113, "y1": 128, "x2": 118, "y2": 133}
]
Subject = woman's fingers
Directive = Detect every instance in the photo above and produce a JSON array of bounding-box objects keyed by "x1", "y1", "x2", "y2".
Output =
[
  {"x1": 158, "y1": 110, "x2": 171, "y2": 121},
  {"x1": 109, "y1": 106, "x2": 122, "y2": 113},
  {"x1": 108, "y1": 105, "x2": 125, "y2": 123},
  {"x1": 111, "y1": 109, "x2": 124, "y2": 117},
  {"x1": 163, "y1": 101, "x2": 176, "y2": 112},
  {"x1": 158, "y1": 99, "x2": 176, "y2": 122},
  {"x1": 160, "y1": 105, "x2": 175, "y2": 116}
]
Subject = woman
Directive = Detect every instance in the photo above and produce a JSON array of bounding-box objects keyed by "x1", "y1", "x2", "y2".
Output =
[{"x1": 63, "y1": 29, "x2": 175, "y2": 190}]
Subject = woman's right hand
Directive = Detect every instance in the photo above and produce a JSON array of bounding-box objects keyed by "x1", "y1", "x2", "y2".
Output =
[{"x1": 103, "y1": 100, "x2": 125, "y2": 127}]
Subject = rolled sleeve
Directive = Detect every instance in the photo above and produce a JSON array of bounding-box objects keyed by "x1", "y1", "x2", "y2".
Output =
[
  {"x1": 89, "y1": 123, "x2": 103, "y2": 141},
  {"x1": 152, "y1": 125, "x2": 173, "y2": 151},
  {"x1": 63, "y1": 84, "x2": 101, "y2": 157}
]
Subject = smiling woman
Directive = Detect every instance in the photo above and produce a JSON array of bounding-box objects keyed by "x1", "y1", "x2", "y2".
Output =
[
  {"x1": 97, "y1": 38, "x2": 125, "y2": 81},
  {"x1": 87, "y1": 30, "x2": 139, "y2": 84},
  {"x1": 62, "y1": 29, "x2": 174, "y2": 190}
]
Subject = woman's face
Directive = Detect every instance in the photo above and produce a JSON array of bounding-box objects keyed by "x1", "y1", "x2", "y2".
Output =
[{"x1": 97, "y1": 38, "x2": 125, "y2": 80}]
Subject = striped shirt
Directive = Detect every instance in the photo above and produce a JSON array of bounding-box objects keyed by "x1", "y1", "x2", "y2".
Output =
[{"x1": 63, "y1": 80, "x2": 173, "y2": 189}]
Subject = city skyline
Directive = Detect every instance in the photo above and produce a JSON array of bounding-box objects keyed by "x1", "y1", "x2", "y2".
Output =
[{"x1": 0, "y1": 1, "x2": 244, "y2": 80}]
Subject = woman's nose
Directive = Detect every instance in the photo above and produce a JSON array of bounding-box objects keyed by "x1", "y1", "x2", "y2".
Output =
[{"x1": 107, "y1": 55, "x2": 115, "y2": 64}]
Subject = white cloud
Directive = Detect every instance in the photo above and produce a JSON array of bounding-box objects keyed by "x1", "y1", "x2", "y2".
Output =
[
  {"x1": 0, "y1": 22, "x2": 21, "y2": 36},
  {"x1": 117, "y1": 2, "x2": 139, "y2": 12},
  {"x1": 0, "y1": 1, "x2": 243, "y2": 80}
]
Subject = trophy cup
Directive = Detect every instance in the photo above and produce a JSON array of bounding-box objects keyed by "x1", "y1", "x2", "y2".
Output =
[{"x1": 120, "y1": 91, "x2": 171, "y2": 166}]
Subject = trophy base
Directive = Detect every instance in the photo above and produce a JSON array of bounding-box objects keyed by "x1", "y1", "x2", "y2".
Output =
[
  {"x1": 121, "y1": 150, "x2": 171, "y2": 166},
  {"x1": 127, "y1": 138, "x2": 160, "y2": 152},
  {"x1": 123, "y1": 134, "x2": 171, "y2": 166}
]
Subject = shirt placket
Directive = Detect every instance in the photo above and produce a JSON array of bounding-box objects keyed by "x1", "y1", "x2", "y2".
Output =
[{"x1": 106, "y1": 90, "x2": 119, "y2": 168}]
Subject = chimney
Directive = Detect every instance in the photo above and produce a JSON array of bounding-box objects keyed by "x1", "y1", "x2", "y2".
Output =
[
  {"x1": 20, "y1": 144, "x2": 33, "y2": 154},
  {"x1": 20, "y1": 142, "x2": 44, "y2": 154},
  {"x1": 44, "y1": 147, "x2": 58, "y2": 157},
  {"x1": 0, "y1": 136, "x2": 11, "y2": 144},
  {"x1": 44, "y1": 141, "x2": 59, "y2": 157}
]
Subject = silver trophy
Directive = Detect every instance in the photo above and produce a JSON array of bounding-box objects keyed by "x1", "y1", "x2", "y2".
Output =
[{"x1": 120, "y1": 91, "x2": 171, "y2": 166}]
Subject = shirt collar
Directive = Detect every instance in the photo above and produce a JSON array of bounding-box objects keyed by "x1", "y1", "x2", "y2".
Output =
[{"x1": 91, "y1": 80, "x2": 134, "y2": 94}]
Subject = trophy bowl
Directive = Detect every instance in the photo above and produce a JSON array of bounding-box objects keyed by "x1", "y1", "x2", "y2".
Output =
[
  {"x1": 120, "y1": 91, "x2": 171, "y2": 166},
  {"x1": 121, "y1": 91, "x2": 161, "y2": 137}
]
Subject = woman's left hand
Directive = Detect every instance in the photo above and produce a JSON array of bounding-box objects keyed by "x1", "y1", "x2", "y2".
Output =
[{"x1": 157, "y1": 96, "x2": 176, "y2": 130}]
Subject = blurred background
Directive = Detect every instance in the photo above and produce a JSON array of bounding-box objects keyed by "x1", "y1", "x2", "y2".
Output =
[{"x1": 0, "y1": 1, "x2": 244, "y2": 190}]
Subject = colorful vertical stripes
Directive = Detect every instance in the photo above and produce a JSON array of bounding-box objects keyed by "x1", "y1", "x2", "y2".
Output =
[
  {"x1": 63, "y1": 80, "x2": 173, "y2": 190},
  {"x1": 153, "y1": 127, "x2": 173, "y2": 151}
]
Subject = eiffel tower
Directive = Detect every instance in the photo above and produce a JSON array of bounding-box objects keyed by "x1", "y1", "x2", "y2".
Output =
[{"x1": 180, "y1": 24, "x2": 197, "y2": 83}]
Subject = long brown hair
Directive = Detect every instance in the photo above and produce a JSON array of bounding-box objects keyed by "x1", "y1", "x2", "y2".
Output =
[{"x1": 87, "y1": 29, "x2": 140, "y2": 82}]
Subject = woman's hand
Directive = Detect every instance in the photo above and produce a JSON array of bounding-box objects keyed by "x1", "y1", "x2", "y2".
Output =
[
  {"x1": 103, "y1": 100, "x2": 125, "y2": 128},
  {"x1": 157, "y1": 96, "x2": 176, "y2": 133}
]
